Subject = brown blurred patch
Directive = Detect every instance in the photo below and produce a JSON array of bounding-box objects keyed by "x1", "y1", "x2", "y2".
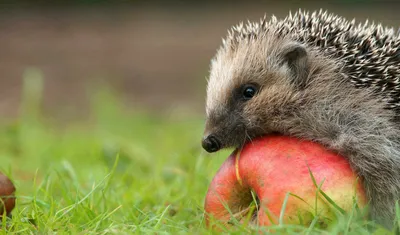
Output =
[{"x1": 0, "y1": 3, "x2": 399, "y2": 120}]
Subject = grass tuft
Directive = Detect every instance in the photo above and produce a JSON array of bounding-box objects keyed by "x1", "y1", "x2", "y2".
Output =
[{"x1": 0, "y1": 71, "x2": 397, "y2": 234}]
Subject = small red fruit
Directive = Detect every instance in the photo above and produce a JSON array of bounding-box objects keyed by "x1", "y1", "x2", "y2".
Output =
[
  {"x1": 204, "y1": 135, "x2": 366, "y2": 229},
  {"x1": 0, "y1": 173, "x2": 16, "y2": 217}
]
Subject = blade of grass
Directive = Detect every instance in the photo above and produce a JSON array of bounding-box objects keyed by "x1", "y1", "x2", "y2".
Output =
[
  {"x1": 154, "y1": 204, "x2": 170, "y2": 229},
  {"x1": 279, "y1": 192, "x2": 290, "y2": 225},
  {"x1": 307, "y1": 163, "x2": 346, "y2": 215}
]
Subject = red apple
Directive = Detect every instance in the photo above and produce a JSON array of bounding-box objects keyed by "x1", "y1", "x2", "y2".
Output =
[
  {"x1": 204, "y1": 135, "x2": 366, "y2": 229},
  {"x1": 0, "y1": 173, "x2": 16, "y2": 217}
]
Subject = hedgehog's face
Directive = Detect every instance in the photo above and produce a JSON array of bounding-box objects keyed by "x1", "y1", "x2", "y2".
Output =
[{"x1": 202, "y1": 38, "x2": 309, "y2": 153}]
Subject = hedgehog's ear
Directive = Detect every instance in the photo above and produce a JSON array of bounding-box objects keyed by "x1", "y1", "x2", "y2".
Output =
[{"x1": 280, "y1": 43, "x2": 309, "y2": 89}]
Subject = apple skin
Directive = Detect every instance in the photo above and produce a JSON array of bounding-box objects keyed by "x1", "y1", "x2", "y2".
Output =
[
  {"x1": 0, "y1": 173, "x2": 16, "y2": 217},
  {"x1": 204, "y1": 135, "x2": 367, "y2": 228}
]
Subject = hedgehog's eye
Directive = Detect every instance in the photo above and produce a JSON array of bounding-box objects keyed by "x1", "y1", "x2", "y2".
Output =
[{"x1": 242, "y1": 84, "x2": 258, "y2": 100}]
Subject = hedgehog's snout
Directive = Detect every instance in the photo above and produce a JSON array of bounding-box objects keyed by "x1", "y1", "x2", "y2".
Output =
[{"x1": 202, "y1": 134, "x2": 221, "y2": 153}]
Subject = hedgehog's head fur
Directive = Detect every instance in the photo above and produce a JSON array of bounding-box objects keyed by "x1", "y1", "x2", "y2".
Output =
[
  {"x1": 201, "y1": 10, "x2": 395, "y2": 153},
  {"x1": 203, "y1": 33, "x2": 321, "y2": 152}
]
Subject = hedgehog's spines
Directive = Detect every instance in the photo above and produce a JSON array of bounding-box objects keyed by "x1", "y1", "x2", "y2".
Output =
[{"x1": 222, "y1": 10, "x2": 400, "y2": 110}]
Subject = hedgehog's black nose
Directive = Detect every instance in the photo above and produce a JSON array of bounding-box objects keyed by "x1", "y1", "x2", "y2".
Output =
[{"x1": 202, "y1": 135, "x2": 221, "y2": 153}]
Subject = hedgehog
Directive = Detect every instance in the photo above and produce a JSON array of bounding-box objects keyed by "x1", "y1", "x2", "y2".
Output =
[{"x1": 201, "y1": 9, "x2": 400, "y2": 229}]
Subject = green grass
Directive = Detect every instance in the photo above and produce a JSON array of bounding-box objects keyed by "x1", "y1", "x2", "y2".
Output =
[{"x1": 0, "y1": 70, "x2": 398, "y2": 234}]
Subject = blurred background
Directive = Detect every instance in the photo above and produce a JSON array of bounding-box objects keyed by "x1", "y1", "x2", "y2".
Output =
[
  {"x1": 0, "y1": 1, "x2": 400, "y2": 233},
  {"x1": 0, "y1": 0, "x2": 400, "y2": 121}
]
